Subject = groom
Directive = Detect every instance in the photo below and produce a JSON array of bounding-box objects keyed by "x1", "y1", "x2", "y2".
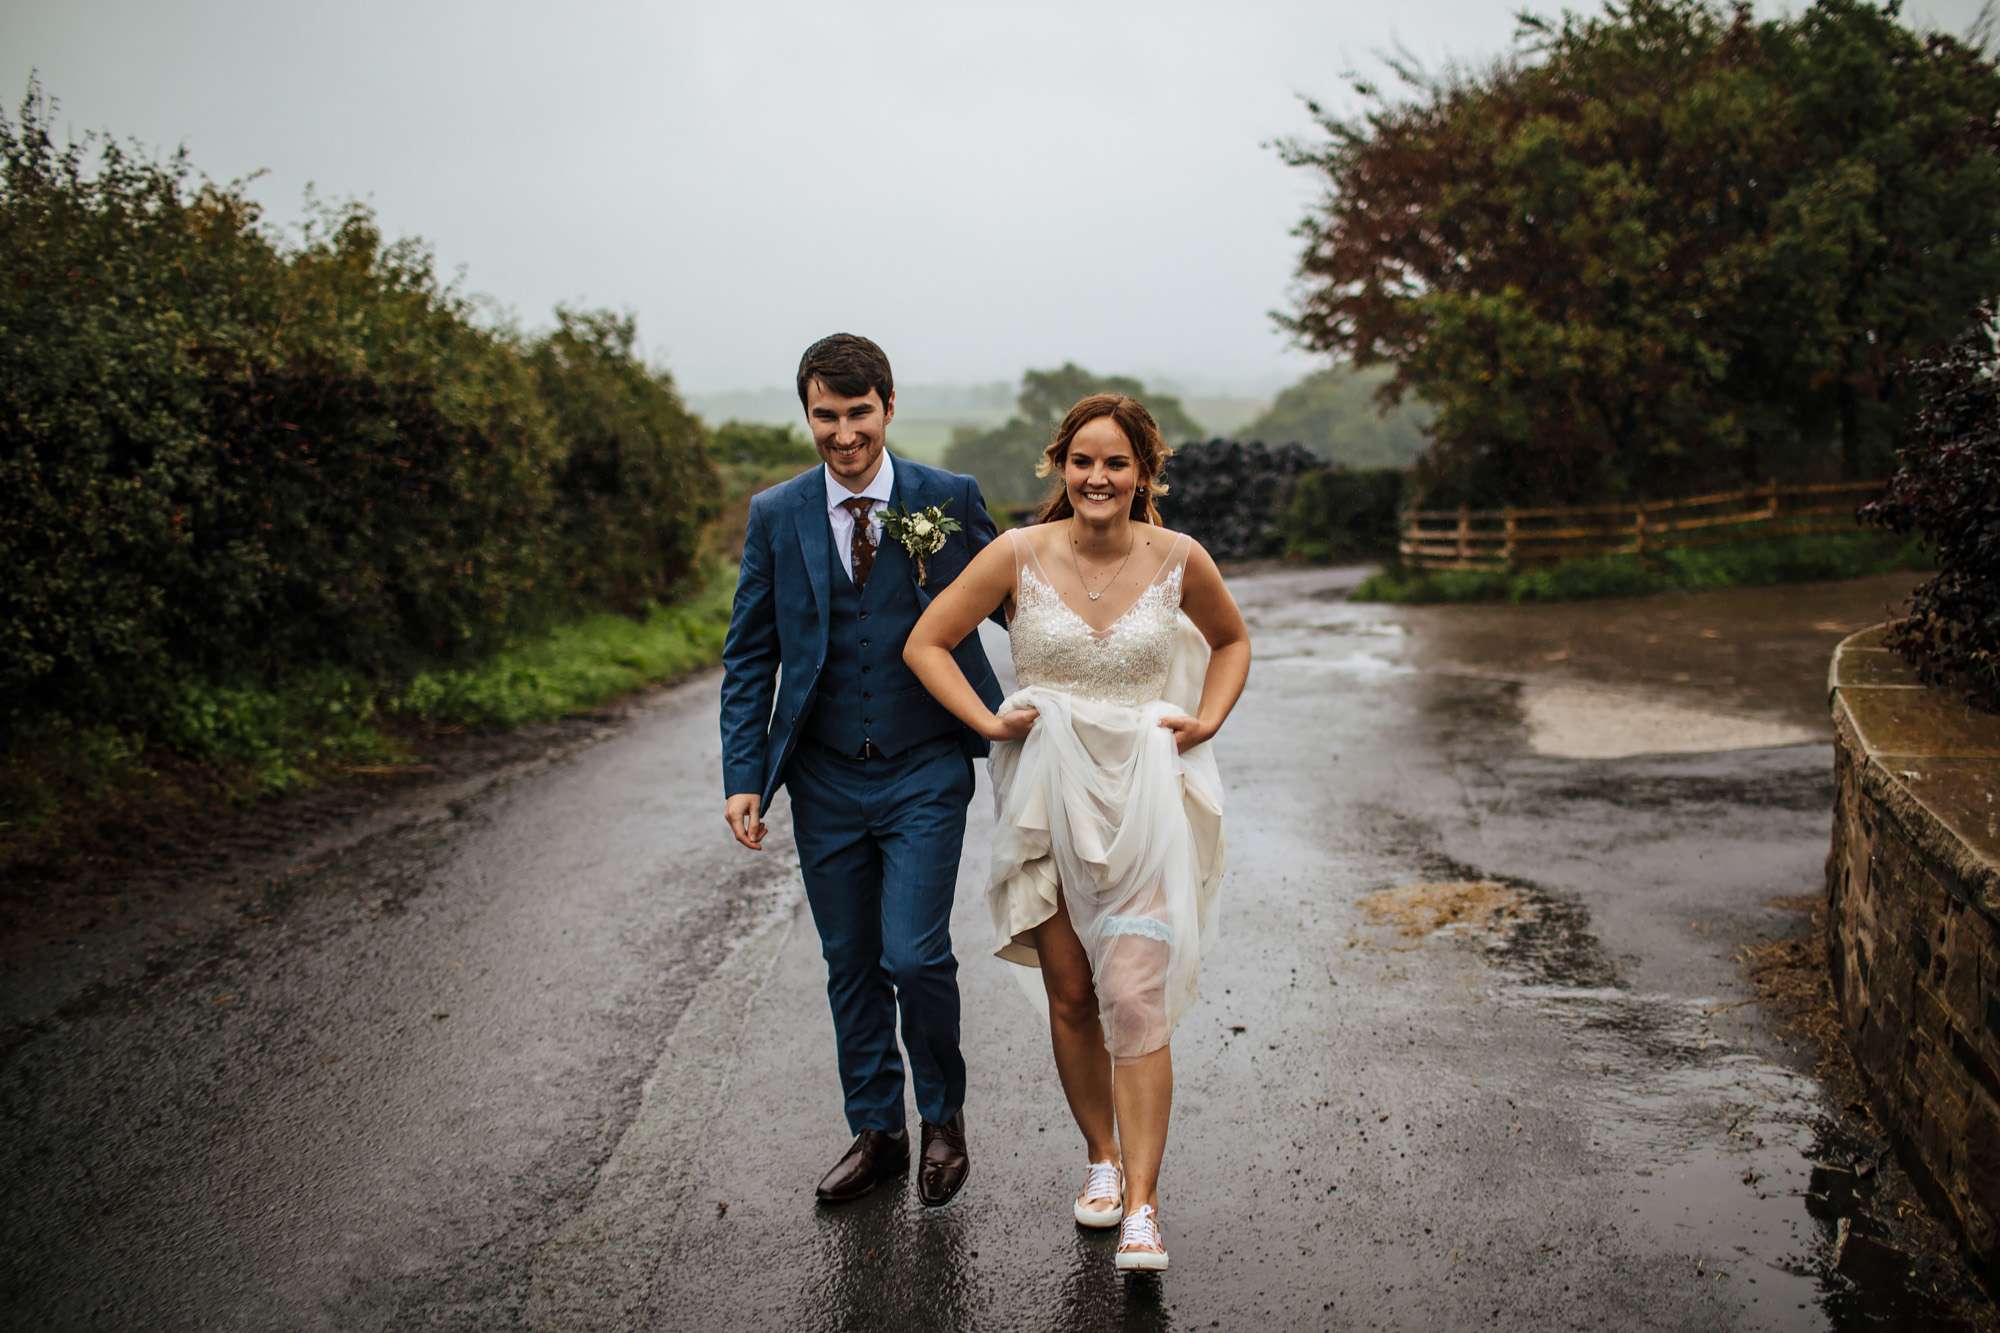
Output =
[{"x1": 719, "y1": 333, "x2": 1005, "y2": 1206}]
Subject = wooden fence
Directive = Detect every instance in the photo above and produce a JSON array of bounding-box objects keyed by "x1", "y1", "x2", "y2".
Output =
[{"x1": 1399, "y1": 479, "x2": 1885, "y2": 572}]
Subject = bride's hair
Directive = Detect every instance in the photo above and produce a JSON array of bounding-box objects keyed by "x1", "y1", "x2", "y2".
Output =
[{"x1": 1032, "y1": 394, "x2": 1172, "y2": 525}]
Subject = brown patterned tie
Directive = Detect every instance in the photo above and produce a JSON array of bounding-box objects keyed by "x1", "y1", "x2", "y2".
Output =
[{"x1": 843, "y1": 497, "x2": 876, "y2": 588}]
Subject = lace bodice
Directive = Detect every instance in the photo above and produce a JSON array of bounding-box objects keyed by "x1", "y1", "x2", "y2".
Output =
[{"x1": 1007, "y1": 528, "x2": 1190, "y2": 707}]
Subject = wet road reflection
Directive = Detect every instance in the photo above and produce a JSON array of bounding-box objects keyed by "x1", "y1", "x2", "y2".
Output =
[
  {"x1": 6, "y1": 562, "x2": 1984, "y2": 1329},
  {"x1": 635, "y1": 565, "x2": 1972, "y2": 1328}
]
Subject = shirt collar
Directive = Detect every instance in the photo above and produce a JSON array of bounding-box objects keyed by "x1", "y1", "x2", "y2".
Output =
[{"x1": 824, "y1": 450, "x2": 896, "y2": 514}]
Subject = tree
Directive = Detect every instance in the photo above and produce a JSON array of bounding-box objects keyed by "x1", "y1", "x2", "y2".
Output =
[
  {"x1": 707, "y1": 419, "x2": 814, "y2": 471},
  {"x1": 943, "y1": 363, "x2": 1203, "y2": 508},
  {"x1": 1739, "y1": 2, "x2": 2000, "y2": 479},
  {"x1": 0, "y1": 84, "x2": 715, "y2": 728},
  {"x1": 1276, "y1": 0, "x2": 2000, "y2": 504},
  {"x1": 531, "y1": 308, "x2": 715, "y2": 612},
  {"x1": 1862, "y1": 315, "x2": 2000, "y2": 711},
  {"x1": 1240, "y1": 365, "x2": 1433, "y2": 468}
]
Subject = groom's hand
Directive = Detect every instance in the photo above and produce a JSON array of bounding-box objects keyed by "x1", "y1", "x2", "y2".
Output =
[{"x1": 725, "y1": 793, "x2": 766, "y2": 850}]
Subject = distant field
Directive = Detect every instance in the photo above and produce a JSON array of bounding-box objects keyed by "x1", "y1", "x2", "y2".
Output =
[
  {"x1": 686, "y1": 384, "x2": 1278, "y2": 462},
  {"x1": 884, "y1": 419, "x2": 973, "y2": 463},
  {"x1": 1180, "y1": 395, "x2": 1270, "y2": 438},
  {"x1": 688, "y1": 391, "x2": 1002, "y2": 466}
]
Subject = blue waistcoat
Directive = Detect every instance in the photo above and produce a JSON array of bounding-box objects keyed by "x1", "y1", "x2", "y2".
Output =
[{"x1": 803, "y1": 538, "x2": 962, "y2": 757}]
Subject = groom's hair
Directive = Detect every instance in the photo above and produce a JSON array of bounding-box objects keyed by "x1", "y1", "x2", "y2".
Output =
[{"x1": 796, "y1": 333, "x2": 894, "y2": 409}]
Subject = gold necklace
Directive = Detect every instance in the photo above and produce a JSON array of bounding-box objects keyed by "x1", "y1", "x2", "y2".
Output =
[{"x1": 1069, "y1": 526, "x2": 1135, "y2": 602}]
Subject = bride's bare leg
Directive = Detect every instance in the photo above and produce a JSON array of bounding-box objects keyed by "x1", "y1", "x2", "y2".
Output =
[
  {"x1": 1033, "y1": 895, "x2": 1118, "y2": 1165},
  {"x1": 1112, "y1": 1044, "x2": 1172, "y2": 1213},
  {"x1": 1097, "y1": 912, "x2": 1173, "y2": 1238}
]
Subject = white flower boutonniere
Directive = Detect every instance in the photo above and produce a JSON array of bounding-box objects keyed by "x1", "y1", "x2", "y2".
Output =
[{"x1": 879, "y1": 500, "x2": 962, "y2": 585}]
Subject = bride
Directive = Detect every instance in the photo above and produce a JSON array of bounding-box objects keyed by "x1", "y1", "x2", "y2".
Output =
[{"x1": 903, "y1": 393, "x2": 1250, "y2": 1274}]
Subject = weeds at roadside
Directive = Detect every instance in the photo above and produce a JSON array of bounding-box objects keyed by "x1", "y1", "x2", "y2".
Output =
[{"x1": 1740, "y1": 897, "x2": 1997, "y2": 1327}]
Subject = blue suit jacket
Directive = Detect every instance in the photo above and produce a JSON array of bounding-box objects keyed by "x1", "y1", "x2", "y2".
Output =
[{"x1": 719, "y1": 456, "x2": 1006, "y2": 811}]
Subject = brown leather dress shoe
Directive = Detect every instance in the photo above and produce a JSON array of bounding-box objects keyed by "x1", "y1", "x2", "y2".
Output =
[
  {"x1": 917, "y1": 1113, "x2": 969, "y2": 1207},
  {"x1": 815, "y1": 1129, "x2": 909, "y2": 1204}
]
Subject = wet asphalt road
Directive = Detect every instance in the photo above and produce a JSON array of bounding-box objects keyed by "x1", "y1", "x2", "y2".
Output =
[{"x1": 0, "y1": 565, "x2": 1929, "y2": 1330}]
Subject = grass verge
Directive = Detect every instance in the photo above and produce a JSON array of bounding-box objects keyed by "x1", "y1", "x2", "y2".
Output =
[
  {"x1": 395, "y1": 567, "x2": 735, "y2": 728},
  {"x1": 1352, "y1": 532, "x2": 1928, "y2": 604},
  {"x1": 0, "y1": 563, "x2": 738, "y2": 875}
]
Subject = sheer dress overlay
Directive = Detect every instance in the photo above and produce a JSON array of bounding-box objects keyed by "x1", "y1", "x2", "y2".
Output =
[{"x1": 986, "y1": 527, "x2": 1227, "y2": 1059}]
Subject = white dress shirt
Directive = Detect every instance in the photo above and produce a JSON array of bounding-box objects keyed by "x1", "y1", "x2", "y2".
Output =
[{"x1": 824, "y1": 451, "x2": 896, "y2": 582}]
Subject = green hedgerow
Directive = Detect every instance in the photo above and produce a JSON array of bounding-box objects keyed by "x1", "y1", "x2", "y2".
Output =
[{"x1": 0, "y1": 83, "x2": 717, "y2": 735}]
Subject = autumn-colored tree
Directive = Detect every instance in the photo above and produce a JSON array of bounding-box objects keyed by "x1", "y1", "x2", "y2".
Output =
[{"x1": 1277, "y1": 0, "x2": 2000, "y2": 504}]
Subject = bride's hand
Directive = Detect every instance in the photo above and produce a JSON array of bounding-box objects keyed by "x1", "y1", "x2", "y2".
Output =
[
  {"x1": 1159, "y1": 714, "x2": 1214, "y2": 752},
  {"x1": 986, "y1": 707, "x2": 1039, "y2": 742}
]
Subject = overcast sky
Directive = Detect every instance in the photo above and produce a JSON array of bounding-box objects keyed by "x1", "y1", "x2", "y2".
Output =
[{"x1": 3, "y1": 0, "x2": 1988, "y2": 394}]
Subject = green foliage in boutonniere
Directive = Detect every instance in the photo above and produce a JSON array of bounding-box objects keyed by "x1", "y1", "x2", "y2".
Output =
[{"x1": 879, "y1": 500, "x2": 962, "y2": 585}]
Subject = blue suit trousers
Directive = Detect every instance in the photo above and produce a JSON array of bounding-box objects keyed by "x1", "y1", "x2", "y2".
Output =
[{"x1": 786, "y1": 733, "x2": 973, "y2": 1134}]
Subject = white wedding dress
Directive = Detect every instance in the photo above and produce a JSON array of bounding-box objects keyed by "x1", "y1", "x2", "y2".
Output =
[{"x1": 986, "y1": 526, "x2": 1227, "y2": 1059}]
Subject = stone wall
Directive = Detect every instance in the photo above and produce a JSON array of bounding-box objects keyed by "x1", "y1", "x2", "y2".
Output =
[{"x1": 1825, "y1": 625, "x2": 2000, "y2": 1293}]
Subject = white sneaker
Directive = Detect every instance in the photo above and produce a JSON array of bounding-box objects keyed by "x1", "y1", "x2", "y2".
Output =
[
  {"x1": 1073, "y1": 1160, "x2": 1123, "y2": 1228},
  {"x1": 1114, "y1": 1203, "x2": 1169, "y2": 1273}
]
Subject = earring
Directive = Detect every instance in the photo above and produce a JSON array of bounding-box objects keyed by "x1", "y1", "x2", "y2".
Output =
[{"x1": 1137, "y1": 486, "x2": 1148, "y2": 494}]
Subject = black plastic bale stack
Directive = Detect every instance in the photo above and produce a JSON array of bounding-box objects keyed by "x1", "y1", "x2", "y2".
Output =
[{"x1": 1155, "y1": 440, "x2": 1320, "y2": 559}]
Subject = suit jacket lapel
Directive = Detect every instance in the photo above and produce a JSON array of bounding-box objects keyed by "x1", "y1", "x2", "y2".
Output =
[{"x1": 793, "y1": 476, "x2": 832, "y2": 644}]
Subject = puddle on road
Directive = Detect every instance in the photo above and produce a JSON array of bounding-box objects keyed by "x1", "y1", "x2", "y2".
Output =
[
  {"x1": 1244, "y1": 588, "x2": 1825, "y2": 754},
  {"x1": 1239, "y1": 589, "x2": 1414, "y2": 679},
  {"x1": 1518, "y1": 684, "x2": 1823, "y2": 760},
  {"x1": 1353, "y1": 863, "x2": 1984, "y2": 1328},
  {"x1": 1254, "y1": 625, "x2": 1413, "y2": 677},
  {"x1": 1262, "y1": 650, "x2": 1416, "y2": 678}
]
